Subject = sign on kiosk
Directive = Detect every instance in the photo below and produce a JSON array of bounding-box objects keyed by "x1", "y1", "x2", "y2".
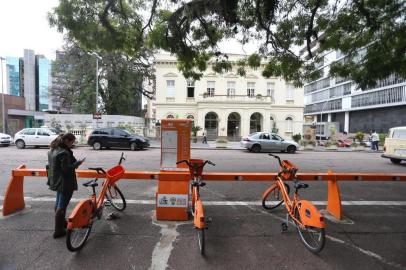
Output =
[{"x1": 156, "y1": 119, "x2": 192, "y2": 221}]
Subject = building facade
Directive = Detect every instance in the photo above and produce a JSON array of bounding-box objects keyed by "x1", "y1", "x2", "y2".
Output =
[
  {"x1": 303, "y1": 49, "x2": 406, "y2": 134},
  {"x1": 35, "y1": 55, "x2": 51, "y2": 111},
  {"x1": 153, "y1": 54, "x2": 304, "y2": 140},
  {"x1": 5, "y1": 57, "x2": 22, "y2": 96}
]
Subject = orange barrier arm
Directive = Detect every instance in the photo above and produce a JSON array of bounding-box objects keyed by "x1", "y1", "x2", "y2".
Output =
[{"x1": 3, "y1": 166, "x2": 406, "y2": 218}]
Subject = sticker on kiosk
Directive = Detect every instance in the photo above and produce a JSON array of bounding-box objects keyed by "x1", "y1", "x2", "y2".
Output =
[{"x1": 157, "y1": 194, "x2": 188, "y2": 208}]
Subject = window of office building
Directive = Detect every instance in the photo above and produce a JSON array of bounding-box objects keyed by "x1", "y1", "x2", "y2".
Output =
[
  {"x1": 207, "y1": 81, "x2": 215, "y2": 96},
  {"x1": 247, "y1": 82, "x2": 255, "y2": 97},
  {"x1": 227, "y1": 81, "x2": 235, "y2": 97},
  {"x1": 187, "y1": 80, "x2": 195, "y2": 98},
  {"x1": 167, "y1": 80, "x2": 175, "y2": 97}
]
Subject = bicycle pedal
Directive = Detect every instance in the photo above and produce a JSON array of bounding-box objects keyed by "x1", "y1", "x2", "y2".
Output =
[
  {"x1": 104, "y1": 201, "x2": 112, "y2": 207},
  {"x1": 281, "y1": 222, "x2": 288, "y2": 233}
]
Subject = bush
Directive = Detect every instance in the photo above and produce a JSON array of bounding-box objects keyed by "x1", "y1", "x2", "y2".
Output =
[
  {"x1": 191, "y1": 125, "x2": 202, "y2": 137},
  {"x1": 355, "y1": 132, "x2": 365, "y2": 143},
  {"x1": 379, "y1": 133, "x2": 387, "y2": 146},
  {"x1": 300, "y1": 140, "x2": 316, "y2": 146},
  {"x1": 215, "y1": 138, "x2": 228, "y2": 143},
  {"x1": 292, "y1": 133, "x2": 302, "y2": 143},
  {"x1": 325, "y1": 140, "x2": 339, "y2": 147}
]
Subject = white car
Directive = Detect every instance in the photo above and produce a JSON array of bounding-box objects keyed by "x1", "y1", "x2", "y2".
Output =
[
  {"x1": 0, "y1": 132, "x2": 12, "y2": 147},
  {"x1": 14, "y1": 128, "x2": 58, "y2": 149}
]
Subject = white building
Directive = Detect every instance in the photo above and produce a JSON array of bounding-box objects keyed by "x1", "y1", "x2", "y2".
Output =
[
  {"x1": 153, "y1": 54, "x2": 304, "y2": 140},
  {"x1": 301, "y1": 47, "x2": 406, "y2": 135}
]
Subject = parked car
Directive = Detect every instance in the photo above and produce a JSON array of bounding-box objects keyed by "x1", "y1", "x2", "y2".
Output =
[
  {"x1": 87, "y1": 127, "x2": 150, "y2": 150},
  {"x1": 381, "y1": 126, "x2": 406, "y2": 164},
  {"x1": 14, "y1": 128, "x2": 59, "y2": 149},
  {"x1": 241, "y1": 132, "x2": 300, "y2": 153},
  {"x1": 0, "y1": 132, "x2": 12, "y2": 147}
]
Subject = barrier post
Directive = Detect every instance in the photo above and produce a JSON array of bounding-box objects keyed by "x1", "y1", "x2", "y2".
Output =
[
  {"x1": 2, "y1": 165, "x2": 26, "y2": 216},
  {"x1": 326, "y1": 169, "x2": 342, "y2": 219},
  {"x1": 156, "y1": 119, "x2": 192, "y2": 221}
]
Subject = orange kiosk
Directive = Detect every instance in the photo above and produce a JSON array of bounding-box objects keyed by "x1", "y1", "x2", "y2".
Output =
[{"x1": 156, "y1": 119, "x2": 192, "y2": 221}]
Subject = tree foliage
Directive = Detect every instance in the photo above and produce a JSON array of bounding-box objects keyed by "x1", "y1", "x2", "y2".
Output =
[
  {"x1": 51, "y1": 39, "x2": 154, "y2": 115},
  {"x1": 49, "y1": 0, "x2": 406, "y2": 89}
]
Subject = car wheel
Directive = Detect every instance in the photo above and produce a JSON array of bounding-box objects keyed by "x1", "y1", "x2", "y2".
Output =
[
  {"x1": 16, "y1": 140, "x2": 26, "y2": 149},
  {"x1": 93, "y1": 141, "x2": 102, "y2": 150},
  {"x1": 130, "y1": 142, "x2": 137, "y2": 151},
  {"x1": 390, "y1": 158, "x2": 401, "y2": 164},
  {"x1": 287, "y1": 145, "x2": 296, "y2": 154},
  {"x1": 251, "y1": 144, "x2": 261, "y2": 153}
]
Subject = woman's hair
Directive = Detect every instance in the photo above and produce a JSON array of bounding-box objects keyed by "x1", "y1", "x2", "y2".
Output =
[{"x1": 50, "y1": 133, "x2": 76, "y2": 150}]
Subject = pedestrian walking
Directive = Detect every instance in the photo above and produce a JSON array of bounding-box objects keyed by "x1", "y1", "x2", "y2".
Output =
[
  {"x1": 47, "y1": 133, "x2": 85, "y2": 238},
  {"x1": 202, "y1": 131, "x2": 207, "y2": 144},
  {"x1": 371, "y1": 130, "x2": 380, "y2": 151}
]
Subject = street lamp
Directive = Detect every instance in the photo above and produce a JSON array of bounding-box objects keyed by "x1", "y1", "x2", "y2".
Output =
[
  {"x1": 0, "y1": 56, "x2": 5, "y2": 133},
  {"x1": 87, "y1": 52, "x2": 102, "y2": 112}
]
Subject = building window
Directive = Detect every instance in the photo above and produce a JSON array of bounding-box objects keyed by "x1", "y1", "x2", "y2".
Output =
[
  {"x1": 166, "y1": 114, "x2": 174, "y2": 119},
  {"x1": 267, "y1": 82, "x2": 275, "y2": 101},
  {"x1": 286, "y1": 117, "x2": 293, "y2": 132},
  {"x1": 286, "y1": 84, "x2": 294, "y2": 101},
  {"x1": 247, "y1": 82, "x2": 255, "y2": 97},
  {"x1": 166, "y1": 80, "x2": 175, "y2": 98},
  {"x1": 187, "y1": 80, "x2": 195, "y2": 98},
  {"x1": 207, "y1": 81, "x2": 215, "y2": 97},
  {"x1": 227, "y1": 81, "x2": 235, "y2": 97}
]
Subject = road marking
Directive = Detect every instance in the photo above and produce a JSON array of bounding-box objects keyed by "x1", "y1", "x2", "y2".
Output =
[{"x1": 1, "y1": 196, "x2": 406, "y2": 206}]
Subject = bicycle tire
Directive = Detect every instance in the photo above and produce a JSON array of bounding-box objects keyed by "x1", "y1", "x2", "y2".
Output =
[
  {"x1": 105, "y1": 185, "x2": 126, "y2": 211},
  {"x1": 262, "y1": 183, "x2": 290, "y2": 210},
  {"x1": 293, "y1": 206, "x2": 325, "y2": 253},
  {"x1": 197, "y1": 228, "x2": 205, "y2": 255},
  {"x1": 66, "y1": 224, "x2": 93, "y2": 252}
]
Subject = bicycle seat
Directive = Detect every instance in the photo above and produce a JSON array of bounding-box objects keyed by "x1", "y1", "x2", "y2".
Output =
[
  {"x1": 294, "y1": 182, "x2": 309, "y2": 190},
  {"x1": 83, "y1": 179, "x2": 98, "y2": 188}
]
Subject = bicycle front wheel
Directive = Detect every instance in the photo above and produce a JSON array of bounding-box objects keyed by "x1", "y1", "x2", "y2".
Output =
[
  {"x1": 66, "y1": 224, "x2": 93, "y2": 252},
  {"x1": 293, "y1": 206, "x2": 325, "y2": 253},
  {"x1": 197, "y1": 228, "x2": 205, "y2": 255},
  {"x1": 262, "y1": 183, "x2": 290, "y2": 210},
  {"x1": 105, "y1": 185, "x2": 126, "y2": 211}
]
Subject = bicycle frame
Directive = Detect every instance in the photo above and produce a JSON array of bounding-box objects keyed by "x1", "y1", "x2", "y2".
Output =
[
  {"x1": 191, "y1": 176, "x2": 205, "y2": 229},
  {"x1": 67, "y1": 165, "x2": 125, "y2": 230}
]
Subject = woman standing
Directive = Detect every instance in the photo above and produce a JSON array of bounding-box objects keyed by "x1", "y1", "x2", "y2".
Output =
[{"x1": 47, "y1": 133, "x2": 85, "y2": 238}]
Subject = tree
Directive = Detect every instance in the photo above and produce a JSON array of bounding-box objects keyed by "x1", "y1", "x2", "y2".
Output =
[
  {"x1": 49, "y1": 0, "x2": 406, "y2": 89},
  {"x1": 51, "y1": 39, "x2": 154, "y2": 115}
]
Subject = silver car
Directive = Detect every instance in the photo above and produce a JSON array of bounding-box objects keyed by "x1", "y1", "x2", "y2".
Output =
[{"x1": 241, "y1": 132, "x2": 300, "y2": 153}]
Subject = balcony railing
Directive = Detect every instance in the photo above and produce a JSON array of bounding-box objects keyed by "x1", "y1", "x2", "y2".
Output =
[{"x1": 200, "y1": 94, "x2": 274, "y2": 103}]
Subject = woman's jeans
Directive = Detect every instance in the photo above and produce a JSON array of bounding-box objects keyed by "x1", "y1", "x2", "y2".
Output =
[{"x1": 55, "y1": 191, "x2": 73, "y2": 210}]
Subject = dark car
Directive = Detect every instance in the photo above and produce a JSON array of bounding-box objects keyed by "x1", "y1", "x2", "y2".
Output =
[{"x1": 87, "y1": 128, "x2": 149, "y2": 150}]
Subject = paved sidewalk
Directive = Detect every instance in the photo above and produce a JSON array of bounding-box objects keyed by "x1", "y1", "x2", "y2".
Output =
[{"x1": 148, "y1": 139, "x2": 384, "y2": 152}]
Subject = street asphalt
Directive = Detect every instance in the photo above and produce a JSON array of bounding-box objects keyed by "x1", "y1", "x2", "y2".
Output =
[{"x1": 0, "y1": 146, "x2": 405, "y2": 270}]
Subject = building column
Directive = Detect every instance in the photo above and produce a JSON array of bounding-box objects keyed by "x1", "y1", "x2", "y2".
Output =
[
  {"x1": 240, "y1": 110, "x2": 250, "y2": 137},
  {"x1": 344, "y1": 111, "x2": 349, "y2": 133},
  {"x1": 327, "y1": 113, "x2": 332, "y2": 122}
]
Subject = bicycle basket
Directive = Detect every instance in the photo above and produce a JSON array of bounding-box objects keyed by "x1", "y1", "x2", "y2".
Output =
[
  {"x1": 107, "y1": 165, "x2": 125, "y2": 182},
  {"x1": 189, "y1": 159, "x2": 204, "y2": 176}
]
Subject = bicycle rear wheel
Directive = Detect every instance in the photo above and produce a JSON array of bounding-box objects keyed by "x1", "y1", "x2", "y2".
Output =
[
  {"x1": 66, "y1": 223, "x2": 93, "y2": 252},
  {"x1": 262, "y1": 183, "x2": 290, "y2": 210},
  {"x1": 293, "y1": 206, "x2": 325, "y2": 253},
  {"x1": 105, "y1": 185, "x2": 126, "y2": 211},
  {"x1": 197, "y1": 228, "x2": 205, "y2": 255}
]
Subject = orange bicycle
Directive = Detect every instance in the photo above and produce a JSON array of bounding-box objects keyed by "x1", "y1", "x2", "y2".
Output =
[
  {"x1": 66, "y1": 153, "x2": 126, "y2": 252},
  {"x1": 262, "y1": 154, "x2": 326, "y2": 253},
  {"x1": 176, "y1": 159, "x2": 215, "y2": 255}
]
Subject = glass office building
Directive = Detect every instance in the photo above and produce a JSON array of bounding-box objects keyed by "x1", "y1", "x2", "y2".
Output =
[
  {"x1": 36, "y1": 56, "x2": 50, "y2": 111},
  {"x1": 6, "y1": 57, "x2": 21, "y2": 96}
]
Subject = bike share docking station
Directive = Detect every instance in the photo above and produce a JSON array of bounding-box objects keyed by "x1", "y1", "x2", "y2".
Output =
[
  {"x1": 3, "y1": 118, "x2": 406, "y2": 221},
  {"x1": 156, "y1": 119, "x2": 192, "y2": 221}
]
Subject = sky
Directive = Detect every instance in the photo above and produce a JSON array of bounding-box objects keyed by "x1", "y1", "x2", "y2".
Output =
[{"x1": 0, "y1": 0, "x2": 64, "y2": 60}]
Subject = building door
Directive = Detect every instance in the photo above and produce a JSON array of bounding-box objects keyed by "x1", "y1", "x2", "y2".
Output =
[
  {"x1": 250, "y1": 113, "x2": 263, "y2": 134},
  {"x1": 227, "y1": 112, "x2": 241, "y2": 141},
  {"x1": 204, "y1": 112, "x2": 218, "y2": 140}
]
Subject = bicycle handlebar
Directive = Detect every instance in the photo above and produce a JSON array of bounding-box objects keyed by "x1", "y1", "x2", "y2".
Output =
[
  {"x1": 268, "y1": 153, "x2": 283, "y2": 167},
  {"x1": 88, "y1": 167, "x2": 107, "y2": 175},
  {"x1": 119, "y1": 152, "x2": 126, "y2": 165},
  {"x1": 176, "y1": 159, "x2": 216, "y2": 174},
  {"x1": 268, "y1": 154, "x2": 298, "y2": 175}
]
